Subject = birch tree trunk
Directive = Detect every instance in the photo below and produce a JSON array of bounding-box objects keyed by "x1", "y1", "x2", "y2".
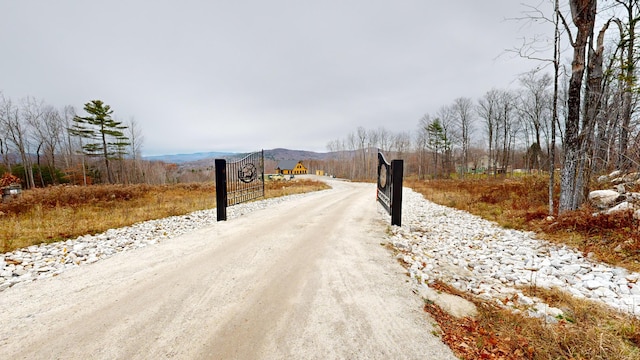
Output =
[{"x1": 559, "y1": 0, "x2": 597, "y2": 213}]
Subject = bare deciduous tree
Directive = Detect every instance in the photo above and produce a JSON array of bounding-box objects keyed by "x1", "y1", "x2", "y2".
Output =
[
  {"x1": 127, "y1": 118, "x2": 144, "y2": 183},
  {"x1": 477, "y1": 89, "x2": 500, "y2": 176},
  {"x1": 452, "y1": 97, "x2": 474, "y2": 177},
  {"x1": 0, "y1": 95, "x2": 36, "y2": 188},
  {"x1": 415, "y1": 115, "x2": 430, "y2": 179},
  {"x1": 497, "y1": 90, "x2": 519, "y2": 174},
  {"x1": 436, "y1": 105, "x2": 456, "y2": 175},
  {"x1": 519, "y1": 70, "x2": 552, "y2": 172},
  {"x1": 30, "y1": 105, "x2": 64, "y2": 185},
  {"x1": 558, "y1": 0, "x2": 599, "y2": 212}
]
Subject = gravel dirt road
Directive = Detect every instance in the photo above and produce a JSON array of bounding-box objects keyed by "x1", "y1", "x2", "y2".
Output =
[{"x1": 0, "y1": 179, "x2": 456, "y2": 359}]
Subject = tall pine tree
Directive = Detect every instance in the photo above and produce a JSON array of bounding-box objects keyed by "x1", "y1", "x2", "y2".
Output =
[
  {"x1": 69, "y1": 100, "x2": 129, "y2": 184},
  {"x1": 426, "y1": 118, "x2": 450, "y2": 178}
]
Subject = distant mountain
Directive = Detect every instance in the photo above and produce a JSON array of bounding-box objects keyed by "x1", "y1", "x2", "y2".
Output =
[
  {"x1": 143, "y1": 151, "x2": 235, "y2": 164},
  {"x1": 143, "y1": 148, "x2": 356, "y2": 168},
  {"x1": 264, "y1": 148, "x2": 331, "y2": 161}
]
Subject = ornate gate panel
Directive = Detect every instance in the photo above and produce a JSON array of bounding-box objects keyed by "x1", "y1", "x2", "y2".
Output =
[
  {"x1": 377, "y1": 150, "x2": 403, "y2": 226},
  {"x1": 215, "y1": 150, "x2": 265, "y2": 221}
]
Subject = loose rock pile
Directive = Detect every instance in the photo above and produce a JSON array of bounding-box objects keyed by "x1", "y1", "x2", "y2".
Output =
[
  {"x1": 590, "y1": 170, "x2": 640, "y2": 216},
  {"x1": 387, "y1": 188, "x2": 640, "y2": 321}
]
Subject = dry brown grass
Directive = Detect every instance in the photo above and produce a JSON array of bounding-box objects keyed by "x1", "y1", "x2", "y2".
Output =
[
  {"x1": 405, "y1": 176, "x2": 551, "y2": 229},
  {"x1": 425, "y1": 281, "x2": 640, "y2": 359},
  {"x1": 520, "y1": 286, "x2": 640, "y2": 359},
  {"x1": 0, "y1": 179, "x2": 329, "y2": 252}
]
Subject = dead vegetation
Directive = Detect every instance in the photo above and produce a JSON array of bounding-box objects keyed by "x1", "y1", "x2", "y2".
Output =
[
  {"x1": 423, "y1": 281, "x2": 640, "y2": 360},
  {"x1": 0, "y1": 179, "x2": 328, "y2": 252}
]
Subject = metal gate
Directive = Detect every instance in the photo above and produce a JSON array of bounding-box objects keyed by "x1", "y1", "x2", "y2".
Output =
[
  {"x1": 215, "y1": 150, "x2": 265, "y2": 221},
  {"x1": 377, "y1": 150, "x2": 403, "y2": 226}
]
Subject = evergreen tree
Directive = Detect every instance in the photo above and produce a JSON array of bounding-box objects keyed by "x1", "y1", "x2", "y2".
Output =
[
  {"x1": 69, "y1": 100, "x2": 129, "y2": 184},
  {"x1": 426, "y1": 118, "x2": 450, "y2": 178}
]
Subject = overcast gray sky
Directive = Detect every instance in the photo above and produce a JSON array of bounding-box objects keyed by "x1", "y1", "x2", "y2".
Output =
[{"x1": 0, "y1": 0, "x2": 549, "y2": 156}]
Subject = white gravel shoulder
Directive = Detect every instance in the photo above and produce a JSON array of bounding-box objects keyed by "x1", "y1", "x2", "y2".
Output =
[
  {"x1": 389, "y1": 187, "x2": 640, "y2": 320},
  {"x1": 0, "y1": 191, "x2": 326, "y2": 292}
]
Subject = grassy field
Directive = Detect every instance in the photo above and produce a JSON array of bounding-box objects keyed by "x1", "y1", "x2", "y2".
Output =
[
  {"x1": 404, "y1": 175, "x2": 640, "y2": 359},
  {"x1": 0, "y1": 179, "x2": 329, "y2": 252}
]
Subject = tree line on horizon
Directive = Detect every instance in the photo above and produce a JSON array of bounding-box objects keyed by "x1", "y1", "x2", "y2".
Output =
[
  {"x1": 0, "y1": 95, "x2": 178, "y2": 187},
  {"x1": 327, "y1": 0, "x2": 640, "y2": 215}
]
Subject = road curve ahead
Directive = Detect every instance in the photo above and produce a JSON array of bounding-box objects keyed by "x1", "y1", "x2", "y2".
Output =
[{"x1": 0, "y1": 180, "x2": 456, "y2": 360}]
